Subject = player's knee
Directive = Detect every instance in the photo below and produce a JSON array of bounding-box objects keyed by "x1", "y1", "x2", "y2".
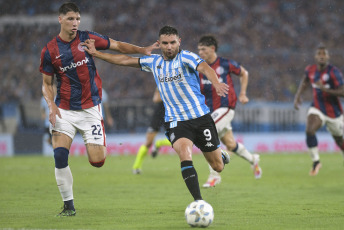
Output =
[
  {"x1": 54, "y1": 147, "x2": 69, "y2": 169},
  {"x1": 89, "y1": 158, "x2": 106, "y2": 168}
]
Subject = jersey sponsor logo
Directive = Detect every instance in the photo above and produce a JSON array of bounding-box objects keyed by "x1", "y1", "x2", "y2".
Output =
[
  {"x1": 201, "y1": 77, "x2": 223, "y2": 85},
  {"x1": 59, "y1": 57, "x2": 90, "y2": 72},
  {"x1": 311, "y1": 83, "x2": 330, "y2": 89},
  {"x1": 159, "y1": 72, "x2": 183, "y2": 83},
  {"x1": 205, "y1": 142, "x2": 214, "y2": 147}
]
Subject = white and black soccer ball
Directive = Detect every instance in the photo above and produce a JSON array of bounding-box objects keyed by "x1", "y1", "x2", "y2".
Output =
[{"x1": 185, "y1": 200, "x2": 214, "y2": 228}]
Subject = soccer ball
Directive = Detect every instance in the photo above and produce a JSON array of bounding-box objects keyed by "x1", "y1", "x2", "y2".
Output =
[{"x1": 185, "y1": 200, "x2": 214, "y2": 227}]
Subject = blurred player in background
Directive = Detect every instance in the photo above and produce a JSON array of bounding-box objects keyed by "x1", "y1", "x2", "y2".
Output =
[
  {"x1": 198, "y1": 35, "x2": 262, "y2": 188},
  {"x1": 82, "y1": 25, "x2": 230, "y2": 201},
  {"x1": 40, "y1": 2, "x2": 158, "y2": 217},
  {"x1": 294, "y1": 44, "x2": 344, "y2": 176},
  {"x1": 101, "y1": 88, "x2": 114, "y2": 130},
  {"x1": 132, "y1": 88, "x2": 171, "y2": 174}
]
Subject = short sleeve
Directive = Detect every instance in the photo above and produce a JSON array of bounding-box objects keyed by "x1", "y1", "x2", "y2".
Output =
[
  {"x1": 181, "y1": 50, "x2": 204, "y2": 70},
  {"x1": 228, "y1": 60, "x2": 241, "y2": 75},
  {"x1": 139, "y1": 55, "x2": 157, "y2": 72},
  {"x1": 87, "y1": 31, "x2": 110, "y2": 50},
  {"x1": 39, "y1": 46, "x2": 54, "y2": 76}
]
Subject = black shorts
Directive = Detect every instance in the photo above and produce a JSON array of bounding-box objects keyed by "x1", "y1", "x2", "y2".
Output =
[
  {"x1": 147, "y1": 102, "x2": 165, "y2": 132},
  {"x1": 164, "y1": 113, "x2": 220, "y2": 152}
]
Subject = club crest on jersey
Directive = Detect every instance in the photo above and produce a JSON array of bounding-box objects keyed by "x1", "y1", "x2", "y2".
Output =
[
  {"x1": 216, "y1": 66, "x2": 224, "y2": 75},
  {"x1": 78, "y1": 43, "x2": 86, "y2": 52},
  {"x1": 321, "y1": 73, "x2": 329, "y2": 82}
]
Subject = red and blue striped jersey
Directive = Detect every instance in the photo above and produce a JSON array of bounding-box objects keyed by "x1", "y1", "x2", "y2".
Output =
[
  {"x1": 305, "y1": 64, "x2": 343, "y2": 118},
  {"x1": 40, "y1": 30, "x2": 110, "y2": 110},
  {"x1": 199, "y1": 57, "x2": 241, "y2": 112}
]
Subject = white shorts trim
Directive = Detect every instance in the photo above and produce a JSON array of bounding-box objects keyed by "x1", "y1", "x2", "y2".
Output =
[
  {"x1": 211, "y1": 107, "x2": 235, "y2": 139},
  {"x1": 307, "y1": 107, "x2": 344, "y2": 137},
  {"x1": 50, "y1": 104, "x2": 106, "y2": 146}
]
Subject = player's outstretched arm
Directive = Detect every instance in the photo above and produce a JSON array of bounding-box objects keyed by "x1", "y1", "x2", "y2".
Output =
[
  {"x1": 197, "y1": 62, "x2": 229, "y2": 97},
  {"x1": 109, "y1": 39, "x2": 159, "y2": 55},
  {"x1": 42, "y1": 74, "x2": 61, "y2": 127},
  {"x1": 83, "y1": 39, "x2": 140, "y2": 68}
]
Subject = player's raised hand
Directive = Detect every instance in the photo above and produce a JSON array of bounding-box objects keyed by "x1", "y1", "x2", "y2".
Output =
[
  {"x1": 213, "y1": 82, "x2": 229, "y2": 97},
  {"x1": 81, "y1": 39, "x2": 97, "y2": 55},
  {"x1": 49, "y1": 103, "x2": 61, "y2": 127},
  {"x1": 143, "y1": 42, "x2": 159, "y2": 55}
]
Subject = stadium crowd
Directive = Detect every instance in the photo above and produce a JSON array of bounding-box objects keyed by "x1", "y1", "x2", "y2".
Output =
[{"x1": 1, "y1": 0, "x2": 344, "y2": 105}]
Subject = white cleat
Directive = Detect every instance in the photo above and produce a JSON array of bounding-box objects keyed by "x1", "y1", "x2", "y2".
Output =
[
  {"x1": 252, "y1": 154, "x2": 262, "y2": 179},
  {"x1": 202, "y1": 176, "x2": 222, "y2": 188}
]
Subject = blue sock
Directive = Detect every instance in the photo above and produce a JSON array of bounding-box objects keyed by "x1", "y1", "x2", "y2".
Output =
[
  {"x1": 54, "y1": 147, "x2": 69, "y2": 169},
  {"x1": 306, "y1": 134, "x2": 318, "y2": 148}
]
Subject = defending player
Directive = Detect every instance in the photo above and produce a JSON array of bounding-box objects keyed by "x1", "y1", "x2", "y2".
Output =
[
  {"x1": 294, "y1": 44, "x2": 344, "y2": 176},
  {"x1": 198, "y1": 35, "x2": 262, "y2": 188},
  {"x1": 39, "y1": 2, "x2": 158, "y2": 216},
  {"x1": 132, "y1": 88, "x2": 171, "y2": 174},
  {"x1": 82, "y1": 26, "x2": 230, "y2": 201}
]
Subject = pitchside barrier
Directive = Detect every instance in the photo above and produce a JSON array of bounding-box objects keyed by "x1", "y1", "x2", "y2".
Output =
[{"x1": 1, "y1": 102, "x2": 343, "y2": 156}]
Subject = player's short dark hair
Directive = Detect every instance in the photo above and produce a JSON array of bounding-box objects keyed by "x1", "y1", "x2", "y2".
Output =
[
  {"x1": 316, "y1": 43, "x2": 328, "y2": 54},
  {"x1": 159, "y1": 26, "x2": 179, "y2": 37},
  {"x1": 59, "y1": 2, "x2": 80, "y2": 15},
  {"x1": 198, "y1": 35, "x2": 218, "y2": 52}
]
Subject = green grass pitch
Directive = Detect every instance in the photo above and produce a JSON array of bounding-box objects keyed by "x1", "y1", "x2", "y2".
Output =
[{"x1": 1, "y1": 153, "x2": 344, "y2": 229}]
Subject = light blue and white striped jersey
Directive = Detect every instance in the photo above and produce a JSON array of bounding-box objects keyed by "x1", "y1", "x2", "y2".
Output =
[{"x1": 140, "y1": 50, "x2": 210, "y2": 122}]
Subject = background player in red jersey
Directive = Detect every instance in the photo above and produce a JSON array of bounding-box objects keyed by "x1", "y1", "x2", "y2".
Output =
[
  {"x1": 198, "y1": 35, "x2": 262, "y2": 188},
  {"x1": 294, "y1": 45, "x2": 344, "y2": 176},
  {"x1": 40, "y1": 2, "x2": 158, "y2": 216}
]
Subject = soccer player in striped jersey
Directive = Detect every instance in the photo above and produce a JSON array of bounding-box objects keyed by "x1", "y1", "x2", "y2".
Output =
[
  {"x1": 198, "y1": 35, "x2": 262, "y2": 188},
  {"x1": 82, "y1": 25, "x2": 230, "y2": 202},
  {"x1": 294, "y1": 44, "x2": 344, "y2": 176},
  {"x1": 39, "y1": 2, "x2": 158, "y2": 217}
]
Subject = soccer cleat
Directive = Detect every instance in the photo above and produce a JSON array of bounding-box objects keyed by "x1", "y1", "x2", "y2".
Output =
[
  {"x1": 309, "y1": 161, "x2": 322, "y2": 176},
  {"x1": 251, "y1": 154, "x2": 262, "y2": 179},
  {"x1": 221, "y1": 149, "x2": 230, "y2": 164},
  {"x1": 151, "y1": 145, "x2": 159, "y2": 158},
  {"x1": 56, "y1": 205, "x2": 76, "y2": 217},
  {"x1": 202, "y1": 176, "x2": 221, "y2": 188},
  {"x1": 132, "y1": 168, "x2": 142, "y2": 175}
]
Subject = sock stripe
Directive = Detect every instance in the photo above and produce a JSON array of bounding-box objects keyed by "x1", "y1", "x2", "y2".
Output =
[{"x1": 181, "y1": 166, "x2": 193, "y2": 172}]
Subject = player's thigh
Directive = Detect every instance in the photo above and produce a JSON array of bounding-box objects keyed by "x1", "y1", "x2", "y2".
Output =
[
  {"x1": 306, "y1": 108, "x2": 324, "y2": 134},
  {"x1": 52, "y1": 131, "x2": 73, "y2": 149},
  {"x1": 76, "y1": 105, "x2": 106, "y2": 148},
  {"x1": 211, "y1": 108, "x2": 234, "y2": 138},
  {"x1": 326, "y1": 115, "x2": 344, "y2": 137},
  {"x1": 51, "y1": 108, "x2": 77, "y2": 149},
  {"x1": 220, "y1": 130, "x2": 236, "y2": 150},
  {"x1": 86, "y1": 143, "x2": 106, "y2": 162}
]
